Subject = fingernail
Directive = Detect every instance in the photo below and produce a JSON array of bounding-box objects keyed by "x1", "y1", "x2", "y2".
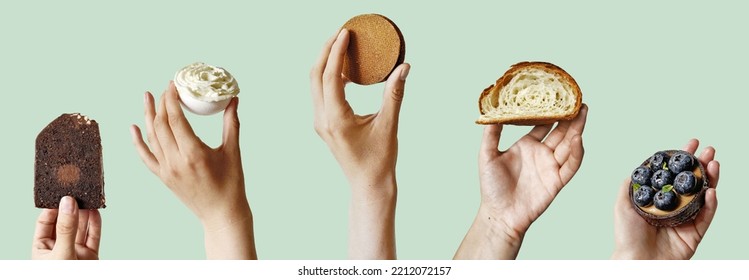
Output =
[
  {"x1": 144, "y1": 92, "x2": 149, "y2": 104},
  {"x1": 60, "y1": 196, "x2": 74, "y2": 214},
  {"x1": 400, "y1": 64, "x2": 411, "y2": 81},
  {"x1": 338, "y1": 28, "x2": 348, "y2": 39}
]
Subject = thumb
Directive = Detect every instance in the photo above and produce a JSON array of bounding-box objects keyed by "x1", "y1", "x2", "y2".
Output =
[
  {"x1": 54, "y1": 196, "x2": 79, "y2": 257},
  {"x1": 379, "y1": 63, "x2": 410, "y2": 123},
  {"x1": 222, "y1": 97, "x2": 241, "y2": 150}
]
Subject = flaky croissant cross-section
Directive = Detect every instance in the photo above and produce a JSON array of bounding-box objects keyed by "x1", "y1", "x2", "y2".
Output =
[{"x1": 477, "y1": 62, "x2": 582, "y2": 125}]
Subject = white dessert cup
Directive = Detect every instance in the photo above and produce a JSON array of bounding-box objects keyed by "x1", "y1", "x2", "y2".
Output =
[{"x1": 175, "y1": 84, "x2": 232, "y2": 116}]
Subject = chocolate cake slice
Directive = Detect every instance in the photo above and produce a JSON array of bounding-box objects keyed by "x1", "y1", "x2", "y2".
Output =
[{"x1": 35, "y1": 113, "x2": 105, "y2": 209}]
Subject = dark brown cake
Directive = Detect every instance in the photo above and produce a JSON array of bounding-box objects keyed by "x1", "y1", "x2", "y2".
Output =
[{"x1": 35, "y1": 113, "x2": 105, "y2": 209}]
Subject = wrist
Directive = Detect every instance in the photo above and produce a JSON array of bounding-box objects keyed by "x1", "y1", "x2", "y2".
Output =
[
  {"x1": 476, "y1": 204, "x2": 528, "y2": 245},
  {"x1": 611, "y1": 247, "x2": 651, "y2": 260},
  {"x1": 349, "y1": 172, "x2": 397, "y2": 202},
  {"x1": 478, "y1": 209, "x2": 526, "y2": 250},
  {"x1": 345, "y1": 171, "x2": 398, "y2": 259},
  {"x1": 200, "y1": 198, "x2": 252, "y2": 233},
  {"x1": 453, "y1": 207, "x2": 525, "y2": 260},
  {"x1": 202, "y1": 204, "x2": 256, "y2": 260}
]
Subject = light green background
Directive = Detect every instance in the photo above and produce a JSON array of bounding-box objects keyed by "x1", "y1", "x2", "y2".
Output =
[{"x1": 1, "y1": 0, "x2": 746, "y2": 259}]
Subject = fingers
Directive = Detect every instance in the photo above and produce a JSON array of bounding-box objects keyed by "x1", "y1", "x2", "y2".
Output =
[
  {"x1": 698, "y1": 146, "x2": 719, "y2": 189},
  {"x1": 379, "y1": 63, "x2": 410, "y2": 124},
  {"x1": 571, "y1": 103, "x2": 589, "y2": 135},
  {"x1": 143, "y1": 92, "x2": 164, "y2": 162},
  {"x1": 694, "y1": 188, "x2": 718, "y2": 238},
  {"x1": 222, "y1": 97, "x2": 241, "y2": 150},
  {"x1": 480, "y1": 124, "x2": 502, "y2": 157},
  {"x1": 706, "y1": 160, "x2": 720, "y2": 189},
  {"x1": 321, "y1": 29, "x2": 351, "y2": 118},
  {"x1": 526, "y1": 124, "x2": 553, "y2": 141},
  {"x1": 310, "y1": 31, "x2": 339, "y2": 114},
  {"x1": 153, "y1": 87, "x2": 178, "y2": 160},
  {"x1": 33, "y1": 209, "x2": 59, "y2": 244},
  {"x1": 73, "y1": 209, "x2": 102, "y2": 254},
  {"x1": 697, "y1": 146, "x2": 716, "y2": 169},
  {"x1": 130, "y1": 125, "x2": 159, "y2": 173},
  {"x1": 85, "y1": 210, "x2": 102, "y2": 254},
  {"x1": 558, "y1": 135, "x2": 584, "y2": 184},
  {"x1": 685, "y1": 141, "x2": 719, "y2": 190},
  {"x1": 53, "y1": 196, "x2": 79, "y2": 254},
  {"x1": 545, "y1": 104, "x2": 588, "y2": 149},
  {"x1": 681, "y1": 138, "x2": 699, "y2": 154},
  {"x1": 75, "y1": 210, "x2": 91, "y2": 246},
  {"x1": 551, "y1": 109, "x2": 586, "y2": 164},
  {"x1": 164, "y1": 81, "x2": 200, "y2": 151}
]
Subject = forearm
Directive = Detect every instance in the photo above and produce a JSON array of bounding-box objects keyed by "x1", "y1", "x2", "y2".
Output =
[
  {"x1": 454, "y1": 206, "x2": 524, "y2": 260},
  {"x1": 347, "y1": 175, "x2": 397, "y2": 260},
  {"x1": 202, "y1": 200, "x2": 257, "y2": 260}
]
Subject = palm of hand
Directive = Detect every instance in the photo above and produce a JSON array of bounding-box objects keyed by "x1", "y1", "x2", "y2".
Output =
[
  {"x1": 477, "y1": 105, "x2": 587, "y2": 238},
  {"x1": 157, "y1": 146, "x2": 244, "y2": 215},
  {"x1": 32, "y1": 207, "x2": 101, "y2": 260},
  {"x1": 35, "y1": 241, "x2": 99, "y2": 260},
  {"x1": 480, "y1": 135, "x2": 569, "y2": 236},
  {"x1": 325, "y1": 112, "x2": 398, "y2": 179},
  {"x1": 616, "y1": 210, "x2": 697, "y2": 259}
]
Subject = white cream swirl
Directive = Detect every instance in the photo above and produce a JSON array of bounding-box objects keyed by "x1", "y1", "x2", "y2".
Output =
[{"x1": 174, "y1": 62, "x2": 239, "y2": 102}]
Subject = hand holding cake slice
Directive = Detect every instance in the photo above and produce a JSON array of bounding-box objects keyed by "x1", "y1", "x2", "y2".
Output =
[{"x1": 35, "y1": 113, "x2": 105, "y2": 209}]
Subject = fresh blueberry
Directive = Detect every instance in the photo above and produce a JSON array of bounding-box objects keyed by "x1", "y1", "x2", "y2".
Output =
[
  {"x1": 650, "y1": 169, "x2": 673, "y2": 190},
  {"x1": 633, "y1": 185, "x2": 656, "y2": 207},
  {"x1": 631, "y1": 166, "x2": 652, "y2": 186},
  {"x1": 673, "y1": 171, "x2": 698, "y2": 195},
  {"x1": 654, "y1": 189, "x2": 679, "y2": 211},
  {"x1": 668, "y1": 152, "x2": 695, "y2": 174},
  {"x1": 649, "y1": 152, "x2": 670, "y2": 171}
]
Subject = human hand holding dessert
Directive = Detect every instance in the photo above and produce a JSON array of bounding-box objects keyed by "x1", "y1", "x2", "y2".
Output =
[
  {"x1": 32, "y1": 196, "x2": 101, "y2": 260},
  {"x1": 612, "y1": 139, "x2": 719, "y2": 259},
  {"x1": 130, "y1": 81, "x2": 256, "y2": 259},
  {"x1": 455, "y1": 104, "x2": 588, "y2": 259},
  {"x1": 311, "y1": 24, "x2": 409, "y2": 259},
  {"x1": 456, "y1": 62, "x2": 587, "y2": 259}
]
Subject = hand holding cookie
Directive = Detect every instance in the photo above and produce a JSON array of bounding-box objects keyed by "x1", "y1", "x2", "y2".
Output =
[{"x1": 311, "y1": 19, "x2": 409, "y2": 258}]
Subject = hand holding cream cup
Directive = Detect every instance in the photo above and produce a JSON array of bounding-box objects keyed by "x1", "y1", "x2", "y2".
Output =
[{"x1": 173, "y1": 62, "x2": 240, "y2": 115}]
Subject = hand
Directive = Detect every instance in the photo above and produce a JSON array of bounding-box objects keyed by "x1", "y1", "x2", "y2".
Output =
[
  {"x1": 612, "y1": 139, "x2": 719, "y2": 259},
  {"x1": 130, "y1": 82, "x2": 256, "y2": 259},
  {"x1": 455, "y1": 105, "x2": 588, "y2": 259},
  {"x1": 32, "y1": 196, "x2": 101, "y2": 260},
  {"x1": 310, "y1": 29, "x2": 410, "y2": 259}
]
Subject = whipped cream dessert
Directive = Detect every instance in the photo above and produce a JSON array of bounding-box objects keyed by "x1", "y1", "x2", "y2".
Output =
[{"x1": 174, "y1": 62, "x2": 240, "y2": 115}]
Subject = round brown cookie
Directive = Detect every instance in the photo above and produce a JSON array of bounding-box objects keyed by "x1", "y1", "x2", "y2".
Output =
[{"x1": 341, "y1": 14, "x2": 405, "y2": 85}]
